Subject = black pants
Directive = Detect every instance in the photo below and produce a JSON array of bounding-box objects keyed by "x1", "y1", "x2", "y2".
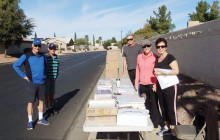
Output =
[
  {"x1": 128, "y1": 69, "x2": 136, "y2": 86},
  {"x1": 139, "y1": 84, "x2": 161, "y2": 128},
  {"x1": 157, "y1": 83, "x2": 178, "y2": 125}
]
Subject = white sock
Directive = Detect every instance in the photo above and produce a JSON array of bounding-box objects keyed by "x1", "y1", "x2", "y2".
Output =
[
  {"x1": 28, "y1": 115, "x2": 33, "y2": 122},
  {"x1": 164, "y1": 125, "x2": 169, "y2": 129},
  {"x1": 39, "y1": 112, "x2": 43, "y2": 120}
]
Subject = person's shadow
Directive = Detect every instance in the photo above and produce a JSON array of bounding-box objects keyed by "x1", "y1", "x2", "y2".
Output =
[{"x1": 41, "y1": 89, "x2": 80, "y2": 121}]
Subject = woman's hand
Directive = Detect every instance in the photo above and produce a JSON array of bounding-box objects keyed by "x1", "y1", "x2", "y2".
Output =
[
  {"x1": 135, "y1": 85, "x2": 138, "y2": 91},
  {"x1": 152, "y1": 85, "x2": 156, "y2": 92},
  {"x1": 154, "y1": 70, "x2": 166, "y2": 76}
]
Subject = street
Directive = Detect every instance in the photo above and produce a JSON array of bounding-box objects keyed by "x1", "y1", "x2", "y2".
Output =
[{"x1": 0, "y1": 51, "x2": 106, "y2": 140}]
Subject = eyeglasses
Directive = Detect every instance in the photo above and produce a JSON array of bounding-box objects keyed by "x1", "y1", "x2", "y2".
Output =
[
  {"x1": 142, "y1": 44, "x2": 151, "y2": 48},
  {"x1": 127, "y1": 38, "x2": 133, "y2": 41},
  {"x1": 49, "y1": 46, "x2": 56, "y2": 50},
  {"x1": 156, "y1": 45, "x2": 166, "y2": 49},
  {"x1": 34, "y1": 45, "x2": 41, "y2": 48}
]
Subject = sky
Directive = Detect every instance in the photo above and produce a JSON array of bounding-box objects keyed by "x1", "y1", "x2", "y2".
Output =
[{"x1": 20, "y1": 0, "x2": 217, "y2": 41}]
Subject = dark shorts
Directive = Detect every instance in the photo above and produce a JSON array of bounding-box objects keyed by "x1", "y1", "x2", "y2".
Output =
[
  {"x1": 26, "y1": 82, "x2": 45, "y2": 103},
  {"x1": 45, "y1": 78, "x2": 56, "y2": 94}
]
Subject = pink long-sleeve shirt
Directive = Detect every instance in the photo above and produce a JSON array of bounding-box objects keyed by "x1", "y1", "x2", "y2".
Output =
[{"x1": 135, "y1": 52, "x2": 157, "y2": 87}]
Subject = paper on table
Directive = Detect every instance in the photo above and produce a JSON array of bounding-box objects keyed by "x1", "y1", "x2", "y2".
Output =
[
  {"x1": 117, "y1": 108, "x2": 150, "y2": 126},
  {"x1": 89, "y1": 100, "x2": 115, "y2": 108},
  {"x1": 154, "y1": 68, "x2": 179, "y2": 89}
]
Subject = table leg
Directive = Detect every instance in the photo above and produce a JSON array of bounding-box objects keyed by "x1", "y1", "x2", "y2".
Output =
[
  {"x1": 127, "y1": 133, "x2": 130, "y2": 140},
  {"x1": 88, "y1": 132, "x2": 97, "y2": 140}
]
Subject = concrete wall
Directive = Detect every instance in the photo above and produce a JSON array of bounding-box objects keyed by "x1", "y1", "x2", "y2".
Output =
[
  {"x1": 139, "y1": 19, "x2": 220, "y2": 89},
  {"x1": 0, "y1": 42, "x2": 48, "y2": 54}
]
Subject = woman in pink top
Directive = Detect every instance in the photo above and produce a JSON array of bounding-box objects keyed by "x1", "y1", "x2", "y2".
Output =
[{"x1": 135, "y1": 43, "x2": 162, "y2": 131}]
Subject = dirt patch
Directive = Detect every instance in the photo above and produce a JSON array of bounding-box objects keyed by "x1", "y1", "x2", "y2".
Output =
[
  {"x1": 177, "y1": 74, "x2": 220, "y2": 125},
  {"x1": 0, "y1": 54, "x2": 21, "y2": 64}
]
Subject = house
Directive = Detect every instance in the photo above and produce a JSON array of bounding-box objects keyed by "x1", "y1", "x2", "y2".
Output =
[
  {"x1": 45, "y1": 38, "x2": 74, "y2": 51},
  {"x1": 0, "y1": 38, "x2": 48, "y2": 54}
]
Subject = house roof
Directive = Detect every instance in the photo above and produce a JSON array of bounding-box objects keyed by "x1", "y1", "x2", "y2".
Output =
[{"x1": 45, "y1": 38, "x2": 73, "y2": 44}]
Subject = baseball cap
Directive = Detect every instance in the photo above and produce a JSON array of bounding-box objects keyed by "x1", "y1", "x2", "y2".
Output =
[
  {"x1": 49, "y1": 43, "x2": 55, "y2": 47},
  {"x1": 48, "y1": 43, "x2": 56, "y2": 50},
  {"x1": 33, "y1": 38, "x2": 41, "y2": 45}
]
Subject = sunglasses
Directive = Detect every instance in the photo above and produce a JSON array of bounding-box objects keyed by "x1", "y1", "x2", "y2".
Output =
[
  {"x1": 34, "y1": 45, "x2": 41, "y2": 48},
  {"x1": 127, "y1": 38, "x2": 133, "y2": 41},
  {"x1": 49, "y1": 46, "x2": 56, "y2": 50},
  {"x1": 142, "y1": 44, "x2": 151, "y2": 48},
  {"x1": 156, "y1": 45, "x2": 166, "y2": 49}
]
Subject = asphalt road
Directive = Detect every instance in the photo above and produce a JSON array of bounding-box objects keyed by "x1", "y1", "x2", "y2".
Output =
[{"x1": 0, "y1": 51, "x2": 106, "y2": 140}]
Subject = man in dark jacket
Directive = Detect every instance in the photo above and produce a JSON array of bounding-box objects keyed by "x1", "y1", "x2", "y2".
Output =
[{"x1": 13, "y1": 38, "x2": 50, "y2": 130}]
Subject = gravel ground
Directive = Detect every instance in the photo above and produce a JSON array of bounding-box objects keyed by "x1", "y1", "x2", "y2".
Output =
[
  {"x1": 0, "y1": 54, "x2": 19, "y2": 63},
  {"x1": 177, "y1": 74, "x2": 220, "y2": 125}
]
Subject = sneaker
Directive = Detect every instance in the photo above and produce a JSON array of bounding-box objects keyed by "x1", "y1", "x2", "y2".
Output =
[
  {"x1": 37, "y1": 118, "x2": 50, "y2": 125},
  {"x1": 27, "y1": 121, "x2": 33, "y2": 130},
  {"x1": 157, "y1": 127, "x2": 170, "y2": 136},
  {"x1": 170, "y1": 132, "x2": 176, "y2": 136},
  {"x1": 49, "y1": 108, "x2": 59, "y2": 116},
  {"x1": 150, "y1": 127, "x2": 160, "y2": 133}
]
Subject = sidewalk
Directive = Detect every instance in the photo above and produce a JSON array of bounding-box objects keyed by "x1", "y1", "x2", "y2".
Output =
[{"x1": 66, "y1": 49, "x2": 220, "y2": 140}]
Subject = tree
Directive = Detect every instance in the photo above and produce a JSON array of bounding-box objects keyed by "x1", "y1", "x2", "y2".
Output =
[
  {"x1": 93, "y1": 34, "x2": 95, "y2": 46},
  {"x1": 34, "y1": 32, "x2": 37, "y2": 38},
  {"x1": 54, "y1": 32, "x2": 56, "y2": 37},
  {"x1": 189, "y1": 0, "x2": 210, "y2": 22},
  {"x1": 96, "y1": 36, "x2": 102, "y2": 43},
  {"x1": 132, "y1": 23, "x2": 158, "y2": 42},
  {"x1": 102, "y1": 40, "x2": 112, "y2": 49},
  {"x1": 74, "y1": 32, "x2": 77, "y2": 42},
  {"x1": 75, "y1": 38, "x2": 88, "y2": 45},
  {"x1": 0, "y1": 0, "x2": 35, "y2": 57},
  {"x1": 148, "y1": 5, "x2": 175, "y2": 34},
  {"x1": 189, "y1": 0, "x2": 220, "y2": 22},
  {"x1": 111, "y1": 37, "x2": 117, "y2": 43},
  {"x1": 84, "y1": 35, "x2": 89, "y2": 45},
  {"x1": 209, "y1": 0, "x2": 220, "y2": 20}
]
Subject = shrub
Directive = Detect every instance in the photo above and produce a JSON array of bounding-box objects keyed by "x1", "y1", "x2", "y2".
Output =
[
  {"x1": 67, "y1": 47, "x2": 71, "y2": 50},
  {"x1": 72, "y1": 49, "x2": 76, "y2": 52},
  {"x1": 78, "y1": 48, "x2": 82, "y2": 51},
  {"x1": 60, "y1": 48, "x2": 65, "y2": 51}
]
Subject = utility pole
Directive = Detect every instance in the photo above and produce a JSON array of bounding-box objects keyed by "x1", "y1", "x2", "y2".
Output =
[{"x1": 121, "y1": 30, "x2": 123, "y2": 53}]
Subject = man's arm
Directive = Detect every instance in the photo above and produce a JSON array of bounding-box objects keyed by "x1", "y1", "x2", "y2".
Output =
[
  {"x1": 122, "y1": 57, "x2": 127, "y2": 78},
  {"x1": 13, "y1": 54, "x2": 28, "y2": 80}
]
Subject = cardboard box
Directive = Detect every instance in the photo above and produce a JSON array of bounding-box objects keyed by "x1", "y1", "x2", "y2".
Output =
[
  {"x1": 106, "y1": 51, "x2": 119, "y2": 61},
  {"x1": 86, "y1": 99, "x2": 118, "y2": 116},
  {"x1": 106, "y1": 60, "x2": 119, "y2": 69},
  {"x1": 86, "y1": 116, "x2": 116, "y2": 123},
  {"x1": 106, "y1": 68, "x2": 119, "y2": 79}
]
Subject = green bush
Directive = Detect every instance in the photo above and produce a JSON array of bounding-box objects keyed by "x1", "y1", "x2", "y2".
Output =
[
  {"x1": 72, "y1": 49, "x2": 76, "y2": 52},
  {"x1": 79, "y1": 48, "x2": 82, "y2": 51},
  {"x1": 60, "y1": 48, "x2": 65, "y2": 51},
  {"x1": 67, "y1": 47, "x2": 71, "y2": 50},
  {"x1": 87, "y1": 48, "x2": 90, "y2": 51},
  {"x1": 83, "y1": 48, "x2": 85, "y2": 50}
]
